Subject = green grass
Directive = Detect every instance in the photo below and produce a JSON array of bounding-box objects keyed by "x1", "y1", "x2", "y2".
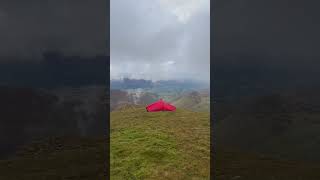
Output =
[
  {"x1": 215, "y1": 147, "x2": 320, "y2": 180},
  {"x1": 111, "y1": 106, "x2": 210, "y2": 179},
  {"x1": 2, "y1": 105, "x2": 320, "y2": 179},
  {"x1": 111, "y1": 128, "x2": 179, "y2": 179},
  {"x1": 0, "y1": 106, "x2": 209, "y2": 180},
  {"x1": 0, "y1": 137, "x2": 107, "y2": 180}
]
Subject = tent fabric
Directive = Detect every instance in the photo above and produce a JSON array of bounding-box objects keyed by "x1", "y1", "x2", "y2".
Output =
[{"x1": 146, "y1": 99, "x2": 176, "y2": 112}]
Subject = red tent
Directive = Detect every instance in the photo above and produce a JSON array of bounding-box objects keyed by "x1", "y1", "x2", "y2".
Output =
[{"x1": 146, "y1": 99, "x2": 176, "y2": 112}]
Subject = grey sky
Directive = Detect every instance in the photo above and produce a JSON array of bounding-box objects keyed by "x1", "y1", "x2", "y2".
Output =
[
  {"x1": 110, "y1": 0, "x2": 210, "y2": 83},
  {"x1": 0, "y1": 0, "x2": 107, "y2": 60},
  {"x1": 214, "y1": 0, "x2": 320, "y2": 59}
]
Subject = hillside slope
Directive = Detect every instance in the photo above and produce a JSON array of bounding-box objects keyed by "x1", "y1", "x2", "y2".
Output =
[
  {"x1": 215, "y1": 147, "x2": 320, "y2": 180},
  {"x1": 171, "y1": 91, "x2": 210, "y2": 112},
  {"x1": 1, "y1": 136, "x2": 320, "y2": 179},
  {"x1": 0, "y1": 136, "x2": 107, "y2": 179},
  {"x1": 215, "y1": 93, "x2": 320, "y2": 161},
  {"x1": 111, "y1": 107, "x2": 210, "y2": 179}
]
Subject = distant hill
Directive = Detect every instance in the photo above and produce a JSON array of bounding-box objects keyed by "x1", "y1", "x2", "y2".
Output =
[
  {"x1": 215, "y1": 92, "x2": 320, "y2": 161},
  {"x1": 110, "y1": 88, "x2": 210, "y2": 112},
  {"x1": 213, "y1": 54, "x2": 320, "y2": 102},
  {"x1": 0, "y1": 51, "x2": 108, "y2": 88},
  {"x1": 171, "y1": 91, "x2": 210, "y2": 112},
  {"x1": 0, "y1": 86, "x2": 107, "y2": 159},
  {"x1": 110, "y1": 89, "x2": 132, "y2": 111},
  {"x1": 111, "y1": 78, "x2": 209, "y2": 91},
  {"x1": 110, "y1": 89, "x2": 159, "y2": 111},
  {"x1": 127, "y1": 89, "x2": 159, "y2": 105}
]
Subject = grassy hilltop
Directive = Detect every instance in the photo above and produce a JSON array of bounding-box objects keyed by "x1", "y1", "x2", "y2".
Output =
[
  {"x1": 111, "y1": 106, "x2": 210, "y2": 179},
  {"x1": 1, "y1": 103, "x2": 320, "y2": 179},
  {"x1": 0, "y1": 104, "x2": 210, "y2": 180},
  {"x1": 215, "y1": 147, "x2": 320, "y2": 180},
  {"x1": 0, "y1": 136, "x2": 108, "y2": 180}
]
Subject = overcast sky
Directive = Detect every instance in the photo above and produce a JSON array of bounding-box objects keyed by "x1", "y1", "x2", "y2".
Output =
[
  {"x1": 0, "y1": 0, "x2": 107, "y2": 60},
  {"x1": 214, "y1": 0, "x2": 320, "y2": 60},
  {"x1": 110, "y1": 0, "x2": 210, "y2": 83}
]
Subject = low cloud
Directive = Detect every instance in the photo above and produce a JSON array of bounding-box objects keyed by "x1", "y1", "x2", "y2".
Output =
[{"x1": 110, "y1": 0, "x2": 210, "y2": 83}]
